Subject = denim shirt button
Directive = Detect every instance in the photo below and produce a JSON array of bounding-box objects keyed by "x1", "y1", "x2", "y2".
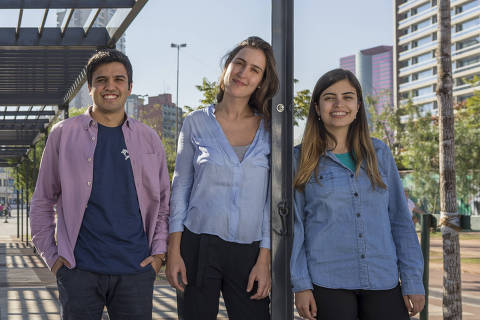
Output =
[
  {"x1": 350, "y1": 174, "x2": 354, "y2": 178},
  {"x1": 354, "y1": 192, "x2": 359, "y2": 197},
  {"x1": 358, "y1": 233, "x2": 363, "y2": 238},
  {"x1": 361, "y1": 254, "x2": 365, "y2": 259},
  {"x1": 356, "y1": 213, "x2": 360, "y2": 217}
]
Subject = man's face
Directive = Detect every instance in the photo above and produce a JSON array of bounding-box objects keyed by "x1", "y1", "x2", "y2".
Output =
[{"x1": 88, "y1": 62, "x2": 132, "y2": 115}]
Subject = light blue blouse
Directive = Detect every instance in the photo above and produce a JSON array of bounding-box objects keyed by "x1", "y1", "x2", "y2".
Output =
[
  {"x1": 291, "y1": 139, "x2": 424, "y2": 295},
  {"x1": 169, "y1": 105, "x2": 271, "y2": 248}
]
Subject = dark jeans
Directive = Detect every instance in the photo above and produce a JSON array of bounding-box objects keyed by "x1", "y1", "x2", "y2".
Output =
[
  {"x1": 180, "y1": 228, "x2": 270, "y2": 320},
  {"x1": 312, "y1": 284, "x2": 409, "y2": 320},
  {"x1": 56, "y1": 266, "x2": 156, "y2": 320}
]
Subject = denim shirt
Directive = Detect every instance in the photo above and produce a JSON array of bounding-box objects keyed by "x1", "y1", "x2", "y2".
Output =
[
  {"x1": 291, "y1": 139, "x2": 424, "y2": 296},
  {"x1": 169, "y1": 105, "x2": 271, "y2": 248}
]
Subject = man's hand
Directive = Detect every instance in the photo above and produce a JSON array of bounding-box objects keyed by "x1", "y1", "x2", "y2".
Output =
[
  {"x1": 51, "y1": 257, "x2": 71, "y2": 275},
  {"x1": 295, "y1": 290, "x2": 317, "y2": 320},
  {"x1": 403, "y1": 294, "x2": 425, "y2": 317},
  {"x1": 140, "y1": 254, "x2": 166, "y2": 274},
  {"x1": 247, "y1": 248, "x2": 271, "y2": 300}
]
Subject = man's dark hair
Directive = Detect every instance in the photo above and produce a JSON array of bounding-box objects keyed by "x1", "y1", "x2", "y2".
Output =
[{"x1": 86, "y1": 49, "x2": 133, "y2": 87}]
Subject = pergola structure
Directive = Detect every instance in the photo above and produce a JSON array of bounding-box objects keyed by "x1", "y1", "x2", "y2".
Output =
[
  {"x1": 0, "y1": 0, "x2": 149, "y2": 295},
  {"x1": 0, "y1": 0, "x2": 148, "y2": 166}
]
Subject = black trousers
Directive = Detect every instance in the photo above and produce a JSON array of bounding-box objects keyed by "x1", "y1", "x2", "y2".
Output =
[
  {"x1": 56, "y1": 266, "x2": 156, "y2": 320},
  {"x1": 312, "y1": 284, "x2": 410, "y2": 320},
  {"x1": 180, "y1": 228, "x2": 270, "y2": 320}
]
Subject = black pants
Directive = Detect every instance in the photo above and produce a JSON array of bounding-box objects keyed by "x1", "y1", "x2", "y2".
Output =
[
  {"x1": 312, "y1": 284, "x2": 409, "y2": 320},
  {"x1": 180, "y1": 228, "x2": 270, "y2": 320},
  {"x1": 56, "y1": 266, "x2": 156, "y2": 320}
]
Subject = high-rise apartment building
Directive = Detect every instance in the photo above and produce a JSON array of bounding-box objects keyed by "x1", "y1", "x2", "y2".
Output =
[
  {"x1": 340, "y1": 46, "x2": 394, "y2": 112},
  {"x1": 394, "y1": 0, "x2": 480, "y2": 114},
  {"x1": 57, "y1": 9, "x2": 126, "y2": 109}
]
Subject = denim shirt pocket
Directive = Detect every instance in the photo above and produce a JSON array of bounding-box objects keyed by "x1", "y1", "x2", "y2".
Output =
[
  {"x1": 307, "y1": 170, "x2": 336, "y2": 196},
  {"x1": 192, "y1": 136, "x2": 225, "y2": 166}
]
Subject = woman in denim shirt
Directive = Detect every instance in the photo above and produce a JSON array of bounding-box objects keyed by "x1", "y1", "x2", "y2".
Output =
[
  {"x1": 166, "y1": 37, "x2": 279, "y2": 319},
  {"x1": 291, "y1": 69, "x2": 425, "y2": 320}
]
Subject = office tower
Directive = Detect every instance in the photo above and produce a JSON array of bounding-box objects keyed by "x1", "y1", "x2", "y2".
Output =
[
  {"x1": 394, "y1": 0, "x2": 480, "y2": 114},
  {"x1": 340, "y1": 46, "x2": 394, "y2": 112},
  {"x1": 138, "y1": 94, "x2": 184, "y2": 140}
]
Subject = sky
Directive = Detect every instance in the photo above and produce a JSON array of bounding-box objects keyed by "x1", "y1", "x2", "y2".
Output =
[{"x1": 0, "y1": 0, "x2": 394, "y2": 138}]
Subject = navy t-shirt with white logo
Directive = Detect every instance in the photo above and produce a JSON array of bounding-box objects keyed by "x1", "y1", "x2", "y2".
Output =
[{"x1": 74, "y1": 123, "x2": 150, "y2": 274}]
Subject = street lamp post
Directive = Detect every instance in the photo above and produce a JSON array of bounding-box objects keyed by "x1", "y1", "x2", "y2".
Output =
[{"x1": 170, "y1": 43, "x2": 187, "y2": 150}]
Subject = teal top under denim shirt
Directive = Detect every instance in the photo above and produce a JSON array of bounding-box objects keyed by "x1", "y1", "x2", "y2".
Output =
[
  {"x1": 334, "y1": 152, "x2": 356, "y2": 172},
  {"x1": 169, "y1": 105, "x2": 271, "y2": 248},
  {"x1": 291, "y1": 139, "x2": 424, "y2": 295}
]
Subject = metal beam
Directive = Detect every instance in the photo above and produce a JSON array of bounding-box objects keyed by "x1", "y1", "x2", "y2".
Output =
[
  {"x1": 0, "y1": 119, "x2": 49, "y2": 125},
  {"x1": 0, "y1": 111, "x2": 55, "y2": 116},
  {"x1": 61, "y1": 9, "x2": 75, "y2": 38},
  {"x1": 0, "y1": 0, "x2": 135, "y2": 9},
  {"x1": 84, "y1": 9, "x2": 102, "y2": 37},
  {"x1": 0, "y1": 28, "x2": 108, "y2": 49},
  {"x1": 16, "y1": 9, "x2": 23, "y2": 38},
  {"x1": 38, "y1": 9, "x2": 49, "y2": 36},
  {"x1": 63, "y1": 68, "x2": 87, "y2": 104},
  {"x1": 0, "y1": 93, "x2": 65, "y2": 106},
  {"x1": 270, "y1": 0, "x2": 294, "y2": 319},
  {"x1": 106, "y1": 0, "x2": 148, "y2": 47}
]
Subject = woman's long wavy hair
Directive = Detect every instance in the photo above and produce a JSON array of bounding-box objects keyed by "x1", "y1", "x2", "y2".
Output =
[
  {"x1": 294, "y1": 69, "x2": 386, "y2": 191},
  {"x1": 216, "y1": 36, "x2": 279, "y2": 123}
]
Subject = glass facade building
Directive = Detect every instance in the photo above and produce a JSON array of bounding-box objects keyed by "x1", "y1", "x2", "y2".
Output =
[
  {"x1": 394, "y1": 0, "x2": 480, "y2": 114},
  {"x1": 340, "y1": 46, "x2": 394, "y2": 112}
]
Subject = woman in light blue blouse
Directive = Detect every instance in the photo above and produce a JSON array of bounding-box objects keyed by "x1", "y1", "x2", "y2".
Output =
[
  {"x1": 291, "y1": 69, "x2": 425, "y2": 320},
  {"x1": 166, "y1": 37, "x2": 278, "y2": 319}
]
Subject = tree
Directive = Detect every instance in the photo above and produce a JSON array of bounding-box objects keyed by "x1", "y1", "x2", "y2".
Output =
[{"x1": 437, "y1": 1, "x2": 462, "y2": 318}]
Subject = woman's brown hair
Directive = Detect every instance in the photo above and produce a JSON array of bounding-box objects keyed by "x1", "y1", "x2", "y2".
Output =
[
  {"x1": 217, "y1": 36, "x2": 279, "y2": 122},
  {"x1": 294, "y1": 68, "x2": 386, "y2": 191}
]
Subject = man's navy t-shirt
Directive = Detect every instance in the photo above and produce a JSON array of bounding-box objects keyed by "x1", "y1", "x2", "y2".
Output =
[{"x1": 74, "y1": 123, "x2": 150, "y2": 274}]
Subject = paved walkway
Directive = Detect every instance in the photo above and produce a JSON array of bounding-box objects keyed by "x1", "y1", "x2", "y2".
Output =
[{"x1": 1, "y1": 213, "x2": 479, "y2": 319}]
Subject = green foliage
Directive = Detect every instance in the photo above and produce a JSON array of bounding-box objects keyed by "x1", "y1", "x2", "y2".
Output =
[
  {"x1": 367, "y1": 90, "x2": 480, "y2": 215},
  {"x1": 293, "y1": 87, "x2": 311, "y2": 126},
  {"x1": 196, "y1": 77, "x2": 219, "y2": 108},
  {"x1": 161, "y1": 138, "x2": 177, "y2": 180}
]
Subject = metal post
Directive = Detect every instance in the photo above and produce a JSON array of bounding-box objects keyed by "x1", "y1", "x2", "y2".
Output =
[
  {"x1": 271, "y1": 0, "x2": 294, "y2": 319},
  {"x1": 420, "y1": 214, "x2": 432, "y2": 320},
  {"x1": 16, "y1": 167, "x2": 20, "y2": 238},
  {"x1": 25, "y1": 160, "x2": 29, "y2": 246},
  {"x1": 21, "y1": 187, "x2": 24, "y2": 243},
  {"x1": 170, "y1": 43, "x2": 187, "y2": 151}
]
